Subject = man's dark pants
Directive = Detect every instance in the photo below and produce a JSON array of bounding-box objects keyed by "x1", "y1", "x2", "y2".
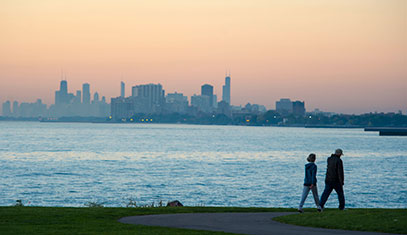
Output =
[{"x1": 319, "y1": 181, "x2": 345, "y2": 210}]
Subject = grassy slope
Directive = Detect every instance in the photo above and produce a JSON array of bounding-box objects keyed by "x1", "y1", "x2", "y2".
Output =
[
  {"x1": 274, "y1": 208, "x2": 407, "y2": 234},
  {"x1": 0, "y1": 206, "x2": 293, "y2": 235}
]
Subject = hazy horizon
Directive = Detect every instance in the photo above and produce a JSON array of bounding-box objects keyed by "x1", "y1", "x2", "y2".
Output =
[{"x1": 1, "y1": 0, "x2": 406, "y2": 114}]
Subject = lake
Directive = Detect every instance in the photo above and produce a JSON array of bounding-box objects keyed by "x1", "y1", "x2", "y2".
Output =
[{"x1": 0, "y1": 122, "x2": 406, "y2": 208}]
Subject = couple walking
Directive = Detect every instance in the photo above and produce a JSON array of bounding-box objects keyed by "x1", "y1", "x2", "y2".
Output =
[{"x1": 298, "y1": 149, "x2": 345, "y2": 213}]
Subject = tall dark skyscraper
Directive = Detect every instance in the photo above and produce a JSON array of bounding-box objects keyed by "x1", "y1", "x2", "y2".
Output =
[
  {"x1": 60, "y1": 80, "x2": 67, "y2": 95},
  {"x1": 82, "y1": 83, "x2": 90, "y2": 104},
  {"x1": 201, "y1": 84, "x2": 214, "y2": 107},
  {"x1": 55, "y1": 80, "x2": 69, "y2": 104},
  {"x1": 121, "y1": 81, "x2": 125, "y2": 97},
  {"x1": 222, "y1": 74, "x2": 231, "y2": 104}
]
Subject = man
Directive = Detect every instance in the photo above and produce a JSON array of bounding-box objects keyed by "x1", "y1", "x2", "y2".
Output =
[{"x1": 319, "y1": 149, "x2": 345, "y2": 210}]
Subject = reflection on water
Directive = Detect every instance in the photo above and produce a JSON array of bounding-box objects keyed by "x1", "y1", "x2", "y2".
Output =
[{"x1": 0, "y1": 122, "x2": 406, "y2": 208}]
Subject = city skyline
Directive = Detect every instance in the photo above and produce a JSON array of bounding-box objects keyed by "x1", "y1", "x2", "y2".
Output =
[
  {"x1": 1, "y1": 74, "x2": 406, "y2": 115},
  {"x1": 1, "y1": 0, "x2": 406, "y2": 114}
]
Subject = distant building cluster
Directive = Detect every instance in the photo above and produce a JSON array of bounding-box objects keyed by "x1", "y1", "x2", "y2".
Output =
[
  {"x1": 49, "y1": 80, "x2": 110, "y2": 117},
  {"x1": 276, "y1": 98, "x2": 305, "y2": 116},
  {"x1": 2, "y1": 99, "x2": 47, "y2": 118},
  {"x1": 1, "y1": 80, "x2": 110, "y2": 118},
  {"x1": 1, "y1": 73, "x2": 311, "y2": 120},
  {"x1": 110, "y1": 74, "x2": 234, "y2": 120}
]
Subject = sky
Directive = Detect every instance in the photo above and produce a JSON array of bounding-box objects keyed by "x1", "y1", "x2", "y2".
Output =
[{"x1": 0, "y1": 0, "x2": 406, "y2": 114}]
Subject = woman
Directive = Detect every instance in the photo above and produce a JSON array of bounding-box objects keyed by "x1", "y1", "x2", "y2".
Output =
[{"x1": 298, "y1": 153, "x2": 322, "y2": 213}]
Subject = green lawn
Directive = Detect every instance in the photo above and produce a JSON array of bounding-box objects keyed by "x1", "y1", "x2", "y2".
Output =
[
  {"x1": 0, "y1": 206, "x2": 292, "y2": 235},
  {"x1": 274, "y1": 208, "x2": 407, "y2": 234},
  {"x1": 1, "y1": 207, "x2": 406, "y2": 234}
]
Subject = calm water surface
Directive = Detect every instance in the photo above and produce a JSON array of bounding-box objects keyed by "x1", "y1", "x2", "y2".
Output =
[{"x1": 0, "y1": 122, "x2": 406, "y2": 208}]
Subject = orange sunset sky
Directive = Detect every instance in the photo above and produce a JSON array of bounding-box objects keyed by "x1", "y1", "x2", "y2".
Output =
[{"x1": 0, "y1": 0, "x2": 406, "y2": 114}]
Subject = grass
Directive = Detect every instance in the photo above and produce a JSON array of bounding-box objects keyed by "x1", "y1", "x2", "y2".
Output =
[
  {"x1": 0, "y1": 206, "x2": 293, "y2": 235},
  {"x1": 274, "y1": 208, "x2": 407, "y2": 234},
  {"x1": 1, "y1": 206, "x2": 406, "y2": 234}
]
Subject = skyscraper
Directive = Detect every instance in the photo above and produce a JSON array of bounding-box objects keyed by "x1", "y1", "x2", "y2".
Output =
[
  {"x1": 121, "y1": 81, "x2": 125, "y2": 98},
  {"x1": 55, "y1": 80, "x2": 68, "y2": 104},
  {"x1": 12, "y1": 101, "x2": 19, "y2": 116},
  {"x1": 131, "y1": 83, "x2": 165, "y2": 113},
  {"x1": 60, "y1": 80, "x2": 67, "y2": 95},
  {"x1": 201, "y1": 84, "x2": 214, "y2": 108},
  {"x1": 222, "y1": 74, "x2": 231, "y2": 104},
  {"x1": 93, "y1": 92, "x2": 99, "y2": 103},
  {"x1": 82, "y1": 83, "x2": 90, "y2": 104},
  {"x1": 2, "y1": 101, "x2": 11, "y2": 116},
  {"x1": 293, "y1": 101, "x2": 306, "y2": 116}
]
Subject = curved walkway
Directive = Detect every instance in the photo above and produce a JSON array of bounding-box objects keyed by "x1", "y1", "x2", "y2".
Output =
[{"x1": 119, "y1": 212, "x2": 394, "y2": 235}]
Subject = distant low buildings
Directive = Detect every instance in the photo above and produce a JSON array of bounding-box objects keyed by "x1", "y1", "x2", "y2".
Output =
[
  {"x1": 1, "y1": 80, "x2": 110, "y2": 118},
  {"x1": 111, "y1": 83, "x2": 165, "y2": 120},
  {"x1": 276, "y1": 98, "x2": 293, "y2": 114},
  {"x1": 2, "y1": 99, "x2": 47, "y2": 118},
  {"x1": 276, "y1": 98, "x2": 306, "y2": 116},
  {"x1": 191, "y1": 94, "x2": 211, "y2": 113},
  {"x1": 165, "y1": 92, "x2": 188, "y2": 114},
  {"x1": 292, "y1": 101, "x2": 305, "y2": 116}
]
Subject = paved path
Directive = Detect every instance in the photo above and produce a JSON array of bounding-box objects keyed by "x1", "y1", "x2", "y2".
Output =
[{"x1": 119, "y1": 212, "x2": 394, "y2": 235}]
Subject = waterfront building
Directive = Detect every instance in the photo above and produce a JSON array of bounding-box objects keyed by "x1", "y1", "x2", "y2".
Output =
[
  {"x1": 2, "y1": 101, "x2": 11, "y2": 117},
  {"x1": 111, "y1": 83, "x2": 165, "y2": 119},
  {"x1": 292, "y1": 101, "x2": 305, "y2": 116},
  {"x1": 244, "y1": 103, "x2": 267, "y2": 113},
  {"x1": 217, "y1": 100, "x2": 231, "y2": 117},
  {"x1": 191, "y1": 94, "x2": 211, "y2": 113},
  {"x1": 165, "y1": 92, "x2": 188, "y2": 114},
  {"x1": 131, "y1": 83, "x2": 165, "y2": 114},
  {"x1": 12, "y1": 101, "x2": 19, "y2": 117},
  {"x1": 276, "y1": 98, "x2": 293, "y2": 114},
  {"x1": 15, "y1": 99, "x2": 47, "y2": 117},
  {"x1": 222, "y1": 74, "x2": 231, "y2": 104}
]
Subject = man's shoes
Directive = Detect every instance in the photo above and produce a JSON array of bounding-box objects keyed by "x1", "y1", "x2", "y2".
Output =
[
  {"x1": 298, "y1": 209, "x2": 304, "y2": 213},
  {"x1": 317, "y1": 208, "x2": 322, "y2": 212}
]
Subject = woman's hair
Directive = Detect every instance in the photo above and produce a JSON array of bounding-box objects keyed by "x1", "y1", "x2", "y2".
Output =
[{"x1": 307, "y1": 153, "x2": 316, "y2": 162}]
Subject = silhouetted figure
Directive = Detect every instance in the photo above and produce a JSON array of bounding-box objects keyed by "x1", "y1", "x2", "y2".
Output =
[
  {"x1": 320, "y1": 149, "x2": 345, "y2": 210},
  {"x1": 298, "y1": 153, "x2": 322, "y2": 213}
]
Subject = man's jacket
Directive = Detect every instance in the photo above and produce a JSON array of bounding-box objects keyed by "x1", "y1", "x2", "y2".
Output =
[{"x1": 325, "y1": 154, "x2": 344, "y2": 185}]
